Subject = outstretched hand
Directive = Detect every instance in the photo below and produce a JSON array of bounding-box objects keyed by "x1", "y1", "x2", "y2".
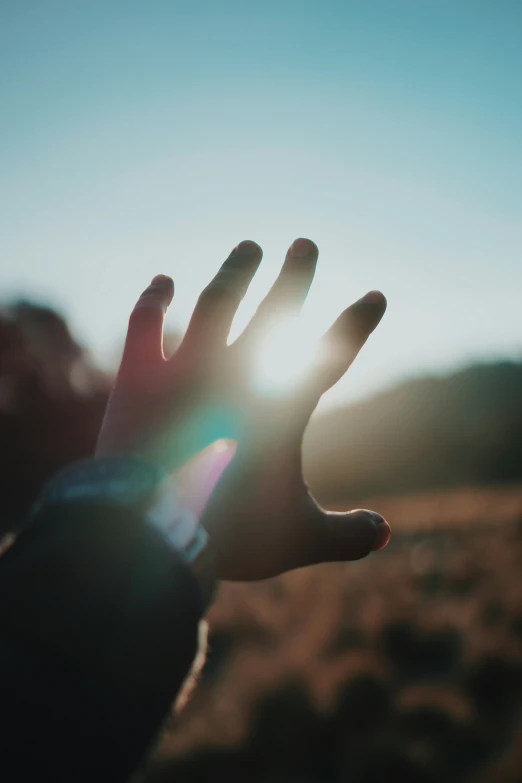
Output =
[{"x1": 97, "y1": 238, "x2": 390, "y2": 580}]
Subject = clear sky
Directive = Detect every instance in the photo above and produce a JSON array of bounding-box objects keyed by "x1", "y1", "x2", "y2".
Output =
[{"x1": 1, "y1": 0, "x2": 521, "y2": 408}]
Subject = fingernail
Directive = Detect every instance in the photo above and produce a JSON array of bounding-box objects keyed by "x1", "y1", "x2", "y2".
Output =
[
  {"x1": 236, "y1": 240, "x2": 260, "y2": 255},
  {"x1": 290, "y1": 238, "x2": 316, "y2": 257},
  {"x1": 370, "y1": 512, "x2": 391, "y2": 551},
  {"x1": 151, "y1": 274, "x2": 170, "y2": 286},
  {"x1": 360, "y1": 290, "x2": 385, "y2": 305}
]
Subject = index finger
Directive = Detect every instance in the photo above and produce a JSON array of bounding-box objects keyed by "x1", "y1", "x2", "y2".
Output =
[{"x1": 179, "y1": 240, "x2": 263, "y2": 356}]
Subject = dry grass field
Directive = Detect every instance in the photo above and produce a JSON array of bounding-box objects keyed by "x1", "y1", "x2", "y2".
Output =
[{"x1": 141, "y1": 484, "x2": 522, "y2": 783}]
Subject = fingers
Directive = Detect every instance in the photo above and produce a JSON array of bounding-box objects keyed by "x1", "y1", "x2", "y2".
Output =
[
  {"x1": 180, "y1": 240, "x2": 263, "y2": 354},
  {"x1": 317, "y1": 508, "x2": 391, "y2": 565},
  {"x1": 238, "y1": 238, "x2": 318, "y2": 344},
  {"x1": 309, "y1": 290, "x2": 387, "y2": 398},
  {"x1": 121, "y1": 274, "x2": 174, "y2": 369}
]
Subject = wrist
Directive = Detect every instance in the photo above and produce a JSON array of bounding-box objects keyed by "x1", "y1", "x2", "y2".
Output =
[{"x1": 34, "y1": 456, "x2": 218, "y2": 611}]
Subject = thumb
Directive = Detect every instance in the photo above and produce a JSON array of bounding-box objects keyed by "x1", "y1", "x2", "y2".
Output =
[
  {"x1": 319, "y1": 508, "x2": 391, "y2": 563},
  {"x1": 122, "y1": 274, "x2": 174, "y2": 369}
]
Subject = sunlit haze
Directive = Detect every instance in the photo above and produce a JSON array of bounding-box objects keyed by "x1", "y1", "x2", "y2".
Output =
[
  {"x1": 1, "y1": 1, "x2": 521, "y2": 410},
  {"x1": 253, "y1": 315, "x2": 321, "y2": 396}
]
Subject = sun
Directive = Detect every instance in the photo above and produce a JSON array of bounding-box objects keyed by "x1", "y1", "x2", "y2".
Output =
[{"x1": 252, "y1": 315, "x2": 320, "y2": 395}]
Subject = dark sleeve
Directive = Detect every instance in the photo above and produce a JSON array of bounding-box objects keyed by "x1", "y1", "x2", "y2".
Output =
[{"x1": 0, "y1": 500, "x2": 205, "y2": 782}]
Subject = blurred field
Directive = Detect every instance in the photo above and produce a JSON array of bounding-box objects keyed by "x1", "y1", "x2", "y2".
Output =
[
  {"x1": 143, "y1": 485, "x2": 522, "y2": 783},
  {"x1": 330, "y1": 484, "x2": 522, "y2": 532}
]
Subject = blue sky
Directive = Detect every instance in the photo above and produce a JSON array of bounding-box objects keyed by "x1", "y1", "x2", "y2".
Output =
[{"x1": 1, "y1": 0, "x2": 521, "y2": 408}]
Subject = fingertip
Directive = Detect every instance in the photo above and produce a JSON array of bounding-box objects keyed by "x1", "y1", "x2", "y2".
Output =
[
  {"x1": 147, "y1": 274, "x2": 174, "y2": 307},
  {"x1": 234, "y1": 240, "x2": 263, "y2": 258},
  {"x1": 289, "y1": 237, "x2": 319, "y2": 258},
  {"x1": 360, "y1": 290, "x2": 386, "y2": 306},
  {"x1": 350, "y1": 509, "x2": 391, "y2": 553},
  {"x1": 151, "y1": 273, "x2": 171, "y2": 286},
  {"x1": 343, "y1": 289, "x2": 387, "y2": 338},
  {"x1": 368, "y1": 511, "x2": 391, "y2": 551},
  {"x1": 323, "y1": 508, "x2": 391, "y2": 564},
  {"x1": 123, "y1": 276, "x2": 174, "y2": 365}
]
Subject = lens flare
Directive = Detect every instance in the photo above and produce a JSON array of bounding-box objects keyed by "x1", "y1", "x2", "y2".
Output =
[{"x1": 174, "y1": 438, "x2": 237, "y2": 519}]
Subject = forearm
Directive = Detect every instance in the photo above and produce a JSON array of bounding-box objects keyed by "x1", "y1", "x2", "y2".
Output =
[{"x1": 0, "y1": 500, "x2": 205, "y2": 782}]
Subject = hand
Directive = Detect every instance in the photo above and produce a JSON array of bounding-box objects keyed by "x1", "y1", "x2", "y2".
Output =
[{"x1": 97, "y1": 238, "x2": 390, "y2": 581}]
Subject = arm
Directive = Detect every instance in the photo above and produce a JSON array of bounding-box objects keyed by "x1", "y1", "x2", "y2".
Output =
[{"x1": 0, "y1": 496, "x2": 204, "y2": 783}]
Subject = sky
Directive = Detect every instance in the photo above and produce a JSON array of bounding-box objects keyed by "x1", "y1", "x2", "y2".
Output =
[{"x1": 1, "y1": 0, "x2": 521, "y2": 409}]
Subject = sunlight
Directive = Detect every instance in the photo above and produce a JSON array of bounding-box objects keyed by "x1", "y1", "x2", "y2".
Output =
[{"x1": 253, "y1": 315, "x2": 320, "y2": 395}]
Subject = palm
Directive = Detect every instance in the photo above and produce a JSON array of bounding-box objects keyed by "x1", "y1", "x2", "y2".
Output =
[{"x1": 203, "y1": 442, "x2": 321, "y2": 580}]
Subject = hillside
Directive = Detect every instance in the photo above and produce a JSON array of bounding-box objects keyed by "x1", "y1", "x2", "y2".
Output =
[{"x1": 304, "y1": 361, "x2": 522, "y2": 503}]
